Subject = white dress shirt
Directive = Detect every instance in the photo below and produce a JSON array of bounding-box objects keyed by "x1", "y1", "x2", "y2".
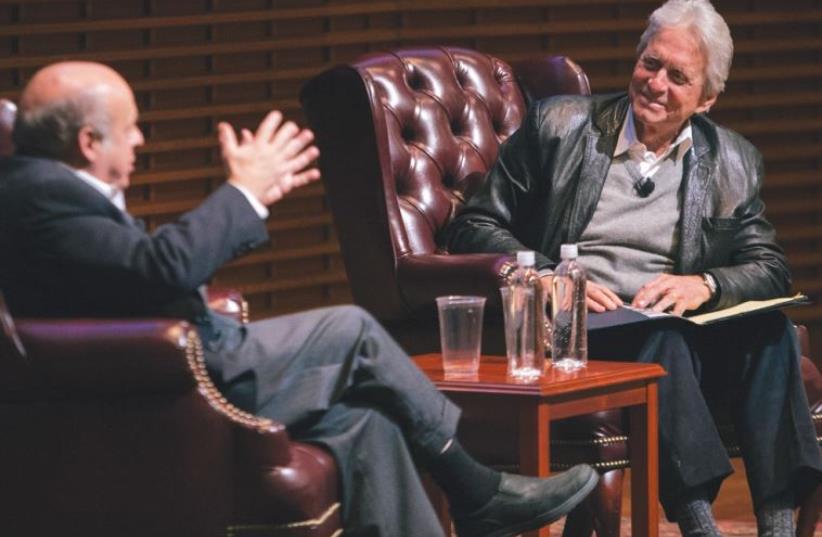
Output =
[
  {"x1": 68, "y1": 165, "x2": 269, "y2": 219},
  {"x1": 613, "y1": 104, "x2": 693, "y2": 177}
]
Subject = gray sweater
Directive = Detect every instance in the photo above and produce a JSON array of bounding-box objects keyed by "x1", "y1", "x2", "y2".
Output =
[{"x1": 577, "y1": 153, "x2": 684, "y2": 301}]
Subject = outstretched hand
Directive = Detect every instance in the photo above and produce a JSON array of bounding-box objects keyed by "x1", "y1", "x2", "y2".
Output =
[
  {"x1": 631, "y1": 274, "x2": 711, "y2": 316},
  {"x1": 219, "y1": 110, "x2": 321, "y2": 206}
]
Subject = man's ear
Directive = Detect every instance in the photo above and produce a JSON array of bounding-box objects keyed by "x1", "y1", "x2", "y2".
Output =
[
  {"x1": 696, "y1": 93, "x2": 718, "y2": 115},
  {"x1": 76, "y1": 125, "x2": 99, "y2": 164}
]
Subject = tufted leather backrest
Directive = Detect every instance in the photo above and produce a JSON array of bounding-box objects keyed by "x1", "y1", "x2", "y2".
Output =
[
  {"x1": 358, "y1": 48, "x2": 527, "y2": 255},
  {"x1": 301, "y1": 48, "x2": 590, "y2": 319}
]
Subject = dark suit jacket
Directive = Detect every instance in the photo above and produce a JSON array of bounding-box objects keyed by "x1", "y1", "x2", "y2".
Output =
[
  {"x1": 0, "y1": 156, "x2": 268, "y2": 323},
  {"x1": 446, "y1": 93, "x2": 790, "y2": 310}
]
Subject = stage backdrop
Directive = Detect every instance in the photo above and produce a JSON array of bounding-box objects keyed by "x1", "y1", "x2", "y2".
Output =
[{"x1": 0, "y1": 0, "x2": 819, "y2": 325}]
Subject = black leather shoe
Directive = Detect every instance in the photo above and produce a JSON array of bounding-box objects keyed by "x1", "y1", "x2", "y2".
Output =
[{"x1": 452, "y1": 464, "x2": 599, "y2": 537}]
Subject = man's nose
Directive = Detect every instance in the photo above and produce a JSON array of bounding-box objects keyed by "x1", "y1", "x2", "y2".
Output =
[
  {"x1": 133, "y1": 128, "x2": 145, "y2": 147},
  {"x1": 647, "y1": 70, "x2": 667, "y2": 93}
]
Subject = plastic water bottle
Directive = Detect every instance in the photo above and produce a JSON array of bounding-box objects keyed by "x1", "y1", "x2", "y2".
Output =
[
  {"x1": 503, "y1": 250, "x2": 546, "y2": 380},
  {"x1": 551, "y1": 244, "x2": 587, "y2": 371}
]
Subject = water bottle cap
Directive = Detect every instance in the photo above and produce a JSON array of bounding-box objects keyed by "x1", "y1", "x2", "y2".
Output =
[
  {"x1": 560, "y1": 244, "x2": 578, "y2": 259},
  {"x1": 516, "y1": 250, "x2": 535, "y2": 267}
]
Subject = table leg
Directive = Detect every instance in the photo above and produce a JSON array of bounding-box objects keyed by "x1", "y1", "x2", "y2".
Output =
[
  {"x1": 519, "y1": 401, "x2": 551, "y2": 537},
  {"x1": 630, "y1": 382, "x2": 659, "y2": 537}
]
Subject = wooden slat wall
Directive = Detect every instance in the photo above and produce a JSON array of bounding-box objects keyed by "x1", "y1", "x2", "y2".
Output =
[{"x1": 0, "y1": 0, "x2": 819, "y2": 325}]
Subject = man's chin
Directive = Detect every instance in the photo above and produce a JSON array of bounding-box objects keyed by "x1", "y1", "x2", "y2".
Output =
[
  {"x1": 633, "y1": 107, "x2": 668, "y2": 128},
  {"x1": 111, "y1": 174, "x2": 131, "y2": 191}
]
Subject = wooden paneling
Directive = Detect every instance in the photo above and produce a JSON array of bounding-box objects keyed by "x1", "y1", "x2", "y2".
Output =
[{"x1": 0, "y1": 0, "x2": 819, "y2": 324}]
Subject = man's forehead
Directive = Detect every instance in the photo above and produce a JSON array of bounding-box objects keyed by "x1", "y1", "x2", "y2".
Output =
[{"x1": 641, "y1": 29, "x2": 706, "y2": 74}]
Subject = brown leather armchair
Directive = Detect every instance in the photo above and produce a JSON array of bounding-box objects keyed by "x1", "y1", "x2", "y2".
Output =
[
  {"x1": 301, "y1": 47, "x2": 821, "y2": 537},
  {"x1": 300, "y1": 46, "x2": 630, "y2": 536},
  {"x1": 0, "y1": 290, "x2": 342, "y2": 537},
  {"x1": 300, "y1": 47, "x2": 589, "y2": 354}
]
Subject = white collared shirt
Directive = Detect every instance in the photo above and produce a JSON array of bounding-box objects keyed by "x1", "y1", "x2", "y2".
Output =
[
  {"x1": 613, "y1": 105, "x2": 693, "y2": 178},
  {"x1": 68, "y1": 166, "x2": 269, "y2": 219},
  {"x1": 71, "y1": 167, "x2": 127, "y2": 212}
]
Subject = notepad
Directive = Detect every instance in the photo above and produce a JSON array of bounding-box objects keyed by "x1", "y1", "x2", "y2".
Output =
[{"x1": 588, "y1": 293, "x2": 810, "y2": 331}]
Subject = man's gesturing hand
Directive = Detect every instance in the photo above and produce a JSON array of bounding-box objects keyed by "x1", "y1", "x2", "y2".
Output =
[
  {"x1": 219, "y1": 110, "x2": 321, "y2": 206},
  {"x1": 631, "y1": 274, "x2": 711, "y2": 316}
]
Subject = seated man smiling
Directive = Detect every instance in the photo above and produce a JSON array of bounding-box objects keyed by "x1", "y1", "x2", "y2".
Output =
[{"x1": 447, "y1": 1, "x2": 822, "y2": 536}]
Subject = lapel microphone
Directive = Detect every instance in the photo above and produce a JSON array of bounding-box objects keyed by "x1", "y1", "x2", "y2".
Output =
[
  {"x1": 634, "y1": 176, "x2": 655, "y2": 197},
  {"x1": 625, "y1": 159, "x2": 656, "y2": 198}
]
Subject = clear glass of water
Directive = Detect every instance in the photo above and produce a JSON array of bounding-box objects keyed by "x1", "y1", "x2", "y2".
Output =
[{"x1": 436, "y1": 296, "x2": 485, "y2": 379}]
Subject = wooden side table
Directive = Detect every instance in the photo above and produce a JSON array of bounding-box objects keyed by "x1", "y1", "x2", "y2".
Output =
[{"x1": 413, "y1": 355, "x2": 665, "y2": 537}]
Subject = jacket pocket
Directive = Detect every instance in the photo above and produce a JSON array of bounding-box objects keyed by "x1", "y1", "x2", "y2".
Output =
[
  {"x1": 702, "y1": 216, "x2": 742, "y2": 232},
  {"x1": 700, "y1": 217, "x2": 742, "y2": 267}
]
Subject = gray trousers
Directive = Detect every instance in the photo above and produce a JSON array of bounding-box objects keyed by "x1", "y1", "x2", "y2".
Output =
[{"x1": 202, "y1": 305, "x2": 460, "y2": 537}]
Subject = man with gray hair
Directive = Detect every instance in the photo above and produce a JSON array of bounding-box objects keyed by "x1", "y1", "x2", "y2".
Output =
[{"x1": 448, "y1": 0, "x2": 821, "y2": 535}]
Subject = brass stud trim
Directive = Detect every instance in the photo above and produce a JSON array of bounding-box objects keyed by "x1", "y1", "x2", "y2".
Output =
[
  {"x1": 551, "y1": 459, "x2": 631, "y2": 471},
  {"x1": 550, "y1": 435, "x2": 629, "y2": 447},
  {"x1": 184, "y1": 329, "x2": 273, "y2": 431},
  {"x1": 226, "y1": 502, "x2": 341, "y2": 534}
]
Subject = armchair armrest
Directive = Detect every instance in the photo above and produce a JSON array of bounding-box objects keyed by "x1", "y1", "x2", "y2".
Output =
[
  {"x1": 206, "y1": 287, "x2": 249, "y2": 324},
  {"x1": 13, "y1": 318, "x2": 195, "y2": 397},
  {"x1": 397, "y1": 252, "x2": 514, "y2": 313},
  {"x1": 11, "y1": 316, "x2": 294, "y2": 456},
  {"x1": 0, "y1": 310, "x2": 341, "y2": 534},
  {"x1": 796, "y1": 325, "x2": 821, "y2": 408}
]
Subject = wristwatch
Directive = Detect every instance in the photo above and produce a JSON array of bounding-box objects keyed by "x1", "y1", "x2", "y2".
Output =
[
  {"x1": 498, "y1": 260, "x2": 517, "y2": 284},
  {"x1": 701, "y1": 272, "x2": 718, "y2": 298}
]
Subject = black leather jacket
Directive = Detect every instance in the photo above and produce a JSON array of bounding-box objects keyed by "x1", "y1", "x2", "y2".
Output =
[{"x1": 446, "y1": 93, "x2": 790, "y2": 310}]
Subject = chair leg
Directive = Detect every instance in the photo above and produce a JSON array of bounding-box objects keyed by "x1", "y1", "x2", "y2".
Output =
[
  {"x1": 562, "y1": 469, "x2": 625, "y2": 537},
  {"x1": 591, "y1": 469, "x2": 625, "y2": 537},
  {"x1": 796, "y1": 483, "x2": 821, "y2": 537}
]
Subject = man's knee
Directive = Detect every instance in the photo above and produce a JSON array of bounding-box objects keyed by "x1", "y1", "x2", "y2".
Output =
[
  {"x1": 640, "y1": 327, "x2": 694, "y2": 367},
  {"x1": 759, "y1": 311, "x2": 796, "y2": 346},
  {"x1": 318, "y1": 304, "x2": 391, "y2": 352},
  {"x1": 325, "y1": 304, "x2": 376, "y2": 327},
  {"x1": 318, "y1": 304, "x2": 376, "y2": 335}
]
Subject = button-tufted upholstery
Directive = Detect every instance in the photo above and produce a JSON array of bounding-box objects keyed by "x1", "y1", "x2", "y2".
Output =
[
  {"x1": 367, "y1": 48, "x2": 526, "y2": 259},
  {"x1": 301, "y1": 48, "x2": 589, "y2": 349}
]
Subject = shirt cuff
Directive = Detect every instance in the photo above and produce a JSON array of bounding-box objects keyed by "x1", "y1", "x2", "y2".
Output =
[{"x1": 230, "y1": 183, "x2": 269, "y2": 219}]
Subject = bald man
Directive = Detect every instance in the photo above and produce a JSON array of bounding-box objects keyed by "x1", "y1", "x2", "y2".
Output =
[{"x1": 0, "y1": 62, "x2": 598, "y2": 537}]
